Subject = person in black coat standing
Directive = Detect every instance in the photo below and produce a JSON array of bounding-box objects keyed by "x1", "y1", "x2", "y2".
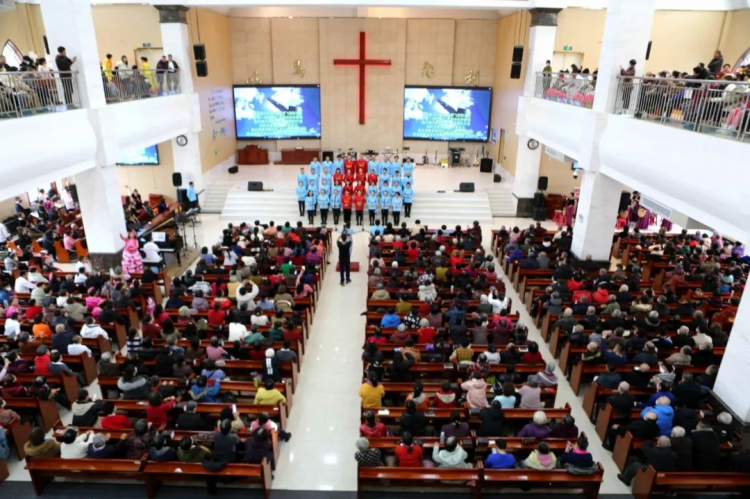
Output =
[{"x1": 337, "y1": 232, "x2": 352, "y2": 286}]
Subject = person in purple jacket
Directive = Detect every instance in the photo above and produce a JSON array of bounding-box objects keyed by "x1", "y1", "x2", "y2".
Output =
[{"x1": 517, "y1": 410, "x2": 551, "y2": 439}]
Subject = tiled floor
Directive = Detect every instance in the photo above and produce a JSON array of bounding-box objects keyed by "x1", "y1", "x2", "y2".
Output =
[{"x1": 1, "y1": 164, "x2": 632, "y2": 497}]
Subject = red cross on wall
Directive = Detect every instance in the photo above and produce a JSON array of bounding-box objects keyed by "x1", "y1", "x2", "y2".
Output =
[{"x1": 333, "y1": 31, "x2": 392, "y2": 125}]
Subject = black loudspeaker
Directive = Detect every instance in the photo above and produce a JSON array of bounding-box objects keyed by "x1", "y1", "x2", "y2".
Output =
[
  {"x1": 172, "y1": 172, "x2": 183, "y2": 187},
  {"x1": 451, "y1": 151, "x2": 461, "y2": 166},
  {"x1": 512, "y1": 45, "x2": 524, "y2": 63},
  {"x1": 646, "y1": 41, "x2": 652, "y2": 60},
  {"x1": 228, "y1": 165, "x2": 239, "y2": 174},
  {"x1": 533, "y1": 207, "x2": 547, "y2": 221},
  {"x1": 248, "y1": 181, "x2": 264, "y2": 191},
  {"x1": 480, "y1": 158, "x2": 493, "y2": 173},
  {"x1": 510, "y1": 62, "x2": 522, "y2": 79},
  {"x1": 493, "y1": 174, "x2": 503, "y2": 183},
  {"x1": 533, "y1": 192, "x2": 546, "y2": 208},
  {"x1": 538, "y1": 176, "x2": 548, "y2": 191},
  {"x1": 459, "y1": 182, "x2": 475, "y2": 193},
  {"x1": 193, "y1": 44, "x2": 206, "y2": 60},
  {"x1": 619, "y1": 192, "x2": 632, "y2": 212},
  {"x1": 176, "y1": 188, "x2": 188, "y2": 205},
  {"x1": 322, "y1": 150, "x2": 334, "y2": 161},
  {"x1": 196, "y1": 60, "x2": 208, "y2": 77}
]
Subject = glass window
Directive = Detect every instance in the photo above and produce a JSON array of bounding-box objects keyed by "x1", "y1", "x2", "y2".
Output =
[{"x1": 2, "y1": 39, "x2": 23, "y2": 69}]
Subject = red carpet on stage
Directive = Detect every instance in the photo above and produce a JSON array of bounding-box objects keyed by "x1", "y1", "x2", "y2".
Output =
[{"x1": 336, "y1": 262, "x2": 360, "y2": 272}]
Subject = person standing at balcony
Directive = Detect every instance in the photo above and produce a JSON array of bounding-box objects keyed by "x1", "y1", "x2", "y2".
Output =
[
  {"x1": 620, "y1": 59, "x2": 637, "y2": 111},
  {"x1": 708, "y1": 50, "x2": 723, "y2": 75},
  {"x1": 166, "y1": 55, "x2": 180, "y2": 94},
  {"x1": 156, "y1": 55, "x2": 168, "y2": 95},
  {"x1": 103, "y1": 54, "x2": 114, "y2": 81},
  {"x1": 140, "y1": 57, "x2": 157, "y2": 93},
  {"x1": 55, "y1": 46, "x2": 77, "y2": 107}
]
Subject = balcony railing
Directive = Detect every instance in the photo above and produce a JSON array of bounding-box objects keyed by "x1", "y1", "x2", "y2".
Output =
[
  {"x1": 0, "y1": 71, "x2": 80, "y2": 118},
  {"x1": 534, "y1": 72, "x2": 596, "y2": 108},
  {"x1": 614, "y1": 76, "x2": 749, "y2": 142},
  {"x1": 103, "y1": 68, "x2": 180, "y2": 104}
]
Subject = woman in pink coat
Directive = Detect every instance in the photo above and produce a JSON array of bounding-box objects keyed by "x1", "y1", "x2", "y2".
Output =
[{"x1": 120, "y1": 231, "x2": 143, "y2": 274}]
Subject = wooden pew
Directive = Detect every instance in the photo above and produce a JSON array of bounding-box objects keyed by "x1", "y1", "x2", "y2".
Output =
[
  {"x1": 143, "y1": 460, "x2": 272, "y2": 499},
  {"x1": 612, "y1": 431, "x2": 734, "y2": 473},
  {"x1": 480, "y1": 461, "x2": 604, "y2": 498},
  {"x1": 358, "y1": 465, "x2": 482, "y2": 499},
  {"x1": 18, "y1": 352, "x2": 98, "y2": 386},
  {"x1": 631, "y1": 465, "x2": 750, "y2": 499},
  {"x1": 3, "y1": 398, "x2": 60, "y2": 432},
  {"x1": 569, "y1": 361, "x2": 706, "y2": 395},
  {"x1": 25, "y1": 456, "x2": 146, "y2": 495},
  {"x1": 15, "y1": 372, "x2": 80, "y2": 408},
  {"x1": 6, "y1": 416, "x2": 33, "y2": 459}
]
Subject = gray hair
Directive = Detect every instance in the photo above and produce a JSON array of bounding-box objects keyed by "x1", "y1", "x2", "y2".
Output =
[
  {"x1": 678, "y1": 326, "x2": 689, "y2": 335},
  {"x1": 648, "y1": 311, "x2": 659, "y2": 320},
  {"x1": 587, "y1": 306, "x2": 596, "y2": 315},
  {"x1": 397, "y1": 324, "x2": 406, "y2": 332},
  {"x1": 532, "y1": 410, "x2": 548, "y2": 425},
  {"x1": 527, "y1": 375, "x2": 539, "y2": 387},
  {"x1": 619, "y1": 284, "x2": 629, "y2": 292},
  {"x1": 657, "y1": 436, "x2": 671, "y2": 448},
  {"x1": 545, "y1": 362, "x2": 555, "y2": 374},
  {"x1": 419, "y1": 319, "x2": 429, "y2": 327},
  {"x1": 671, "y1": 426, "x2": 686, "y2": 438},
  {"x1": 717, "y1": 412, "x2": 732, "y2": 425},
  {"x1": 612, "y1": 309, "x2": 622, "y2": 317},
  {"x1": 101, "y1": 352, "x2": 112, "y2": 362},
  {"x1": 618, "y1": 381, "x2": 630, "y2": 393},
  {"x1": 355, "y1": 437, "x2": 370, "y2": 452},
  {"x1": 563, "y1": 308, "x2": 573, "y2": 317}
]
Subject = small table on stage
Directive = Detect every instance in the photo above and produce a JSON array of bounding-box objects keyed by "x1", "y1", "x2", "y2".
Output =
[{"x1": 281, "y1": 149, "x2": 320, "y2": 165}]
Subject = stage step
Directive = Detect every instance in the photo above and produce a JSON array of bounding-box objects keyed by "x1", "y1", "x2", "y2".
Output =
[
  {"x1": 486, "y1": 186, "x2": 518, "y2": 217},
  {"x1": 409, "y1": 192, "x2": 493, "y2": 227},
  {"x1": 200, "y1": 183, "x2": 232, "y2": 214}
]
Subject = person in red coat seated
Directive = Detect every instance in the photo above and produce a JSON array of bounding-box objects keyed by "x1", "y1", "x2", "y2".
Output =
[
  {"x1": 34, "y1": 345, "x2": 52, "y2": 375},
  {"x1": 521, "y1": 341, "x2": 544, "y2": 364},
  {"x1": 395, "y1": 431, "x2": 424, "y2": 467},
  {"x1": 100, "y1": 401, "x2": 134, "y2": 430},
  {"x1": 417, "y1": 320, "x2": 437, "y2": 344},
  {"x1": 207, "y1": 303, "x2": 226, "y2": 327},
  {"x1": 360, "y1": 411, "x2": 388, "y2": 438},
  {"x1": 432, "y1": 381, "x2": 457, "y2": 408},
  {"x1": 592, "y1": 284, "x2": 610, "y2": 305},
  {"x1": 146, "y1": 391, "x2": 176, "y2": 427}
]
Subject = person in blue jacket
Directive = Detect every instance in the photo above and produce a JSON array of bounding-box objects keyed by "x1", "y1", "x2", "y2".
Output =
[
  {"x1": 367, "y1": 188, "x2": 379, "y2": 226},
  {"x1": 322, "y1": 156, "x2": 333, "y2": 173},
  {"x1": 391, "y1": 179, "x2": 403, "y2": 197},
  {"x1": 305, "y1": 190, "x2": 317, "y2": 225},
  {"x1": 379, "y1": 189, "x2": 391, "y2": 225},
  {"x1": 320, "y1": 167, "x2": 332, "y2": 188},
  {"x1": 190, "y1": 376, "x2": 221, "y2": 403},
  {"x1": 334, "y1": 155, "x2": 344, "y2": 174},
  {"x1": 379, "y1": 170, "x2": 391, "y2": 188},
  {"x1": 392, "y1": 157, "x2": 403, "y2": 178},
  {"x1": 296, "y1": 181, "x2": 307, "y2": 217},
  {"x1": 296, "y1": 168, "x2": 308, "y2": 189},
  {"x1": 380, "y1": 161, "x2": 391, "y2": 177},
  {"x1": 368, "y1": 159, "x2": 379, "y2": 174},
  {"x1": 403, "y1": 181, "x2": 414, "y2": 218},
  {"x1": 403, "y1": 157, "x2": 415, "y2": 177},
  {"x1": 640, "y1": 397, "x2": 675, "y2": 437},
  {"x1": 331, "y1": 185, "x2": 343, "y2": 226},
  {"x1": 318, "y1": 188, "x2": 330, "y2": 225},
  {"x1": 308, "y1": 171, "x2": 319, "y2": 195},
  {"x1": 309, "y1": 157, "x2": 321, "y2": 176},
  {"x1": 391, "y1": 192, "x2": 403, "y2": 225}
]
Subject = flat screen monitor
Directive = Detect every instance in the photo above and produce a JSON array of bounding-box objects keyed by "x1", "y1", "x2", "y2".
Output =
[
  {"x1": 572, "y1": 160, "x2": 582, "y2": 170},
  {"x1": 117, "y1": 145, "x2": 159, "y2": 166},
  {"x1": 233, "y1": 85, "x2": 322, "y2": 139},
  {"x1": 403, "y1": 86, "x2": 492, "y2": 142}
]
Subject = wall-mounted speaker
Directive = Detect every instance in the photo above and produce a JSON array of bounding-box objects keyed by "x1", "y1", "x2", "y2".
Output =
[
  {"x1": 510, "y1": 62, "x2": 522, "y2": 79},
  {"x1": 196, "y1": 60, "x2": 208, "y2": 77},
  {"x1": 193, "y1": 43, "x2": 206, "y2": 61},
  {"x1": 538, "y1": 176, "x2": 548, "y2": 191},
  {"x1": 646, "y1": 41, "x2": 652, "y2": 60},
  {"x1": 172, "y1": 172, "x2": 183, "y2": 187},
  {"x1": 512, "y1": 45, "x2": 524, "y2": 63}
]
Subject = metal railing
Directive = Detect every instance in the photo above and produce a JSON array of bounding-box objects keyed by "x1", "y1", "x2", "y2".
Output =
[
  {"x1": 534, "y1": 72, "x2": 596, "y2": 108},
  {"x1": 614, "y1": 76, "x2": 750, "y2": 142},
  {"x1": 103, "y1": 68, "x2": 180, "y2": 104},
  {"x1": 0, "y1": 70, "x2": 80, "y2": 118}
]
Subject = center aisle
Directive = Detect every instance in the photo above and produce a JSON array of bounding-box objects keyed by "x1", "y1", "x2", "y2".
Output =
[{"x1": 271, "y1": 229, "x2": 370, "y2": 492}]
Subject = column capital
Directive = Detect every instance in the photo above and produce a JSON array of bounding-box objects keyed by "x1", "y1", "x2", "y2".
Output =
[
  {"x1": 155, "y1": 5, "x2": 190, "y2": 24},
  {"x1": 529, "y1": 8, "x2": 562, "y2": 27}
]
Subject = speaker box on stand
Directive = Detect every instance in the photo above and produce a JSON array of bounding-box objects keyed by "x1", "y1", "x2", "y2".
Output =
[
  {"x1": 480, "y1": 158, "x2": 493, "y2": 173},
  {"x1": 459, "y1": 182, "x2": 475, "y2": 193},
  {"x1": 533, "y1": 207, "x2": 547, "y2": 221},
  {"x1": 176, "y1": 188, "x2": 189, "y2": 205},
  {"x1": 172, "y1": 172, "x2": 183, "y2": 187},
  {"x1": 247, "y1": 181, "x2": 263, "y2": 191}
]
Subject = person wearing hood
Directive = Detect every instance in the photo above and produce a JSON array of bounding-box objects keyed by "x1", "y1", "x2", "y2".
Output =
[
  {"x1": 460, "y1": 372, "x2": 488, "y2": 409},
  {"x1": 71, "y1": 389, "x2": 103, "y2": 427},
  {"x1": 431, "y1": 437, "x2": 471, "y2": 468},
  {"x1": 518, "y1": 411, "x2": 551, "y2": 439},
  {"x1": 405, "y1": 381, "x2": 429, "y2": 409},
  {"x1": 522, "y1": 442, "x2": 557, "y2": 470},
  {"x1": 477, "y1": 400, "x2": 506, "y2": 436},
  {"x1": 24, "y1": 426, "x2": 61, "y2": 458},
  {"x1": 544, "y1": 292, "x2": 564, "y2": 315},
  {"x1": 432, "y1": 381, "x2": 457, "y2": 408},
  {"x1": 80, "y1": 316, "x2": 109, "y2": 340},
  {"x1": 536, "y1": 362, "x2": 558, "y2": 387},
  {"x1": 641, "y1": 396, "x2": 674, "y2": 437}
]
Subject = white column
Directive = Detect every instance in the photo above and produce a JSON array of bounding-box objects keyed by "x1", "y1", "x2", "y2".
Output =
[
  {"x1": 714, "y1": 294, "x2": 750, "y2": 422},
  {"x1": 75, "y1": 165, "x2": 128, "y2": 255},
  {"x1": 592, "y1": 0, "x2": 656, "y2": 114},
  {"x1": 158, "y1": 6, "x2": 204, "y2": 193},
  {"x1": 570, "y1": 170, "x2": 623, "y2": 261},
  {"x1": 512, "y1": 136, "x2": 542, "y2": 199},
  {"x1": 39, "y1": 0, "x2": 106, "y2": 109},
  {"x1": 523, "y1": 24, "x2": 557, "y2": 98}
]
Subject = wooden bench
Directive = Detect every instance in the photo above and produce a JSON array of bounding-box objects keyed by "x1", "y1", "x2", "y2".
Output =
[
  {"x1": 358, "y1": 465, "x2": 482, "y2": 499},
  {"x1": 3, "y1": 398, "x2": 60, "y2": 432},
  {"x1": 25, "y1": 456, "x2": 146, "y2": 495},
  {"x1": 631, "y1": 465, "x2": 750, "y2": 499},
  {"x1": 143, "y1": 460, "x2": 272, "y2": 499},
  {"x1": 569, "y1": 361, "x2": 706, "y2": 395},
  {"x1": 480, "y1": 461, "x2": 604, "y2": 498}
]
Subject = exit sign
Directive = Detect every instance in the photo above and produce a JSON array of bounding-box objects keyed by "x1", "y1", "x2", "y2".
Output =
[{"x1": 563, "y1": 45, "x2": 573, "y2": 51}]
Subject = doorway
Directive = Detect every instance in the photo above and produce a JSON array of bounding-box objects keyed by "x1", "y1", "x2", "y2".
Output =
[{"x1": 552, "y1": 51, "x2": 584, "y2": 72}]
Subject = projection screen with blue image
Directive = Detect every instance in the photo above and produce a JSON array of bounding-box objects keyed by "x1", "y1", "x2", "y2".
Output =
[
  {"x1": 403, "y1": 86, "x2": 492, "y2": 142},
  {"x1": 116, "y1": 145, "x2": 160, "y2": 165},
  {"x1": 233, "y1": 85, "x2": 322, "y2": 140}
]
